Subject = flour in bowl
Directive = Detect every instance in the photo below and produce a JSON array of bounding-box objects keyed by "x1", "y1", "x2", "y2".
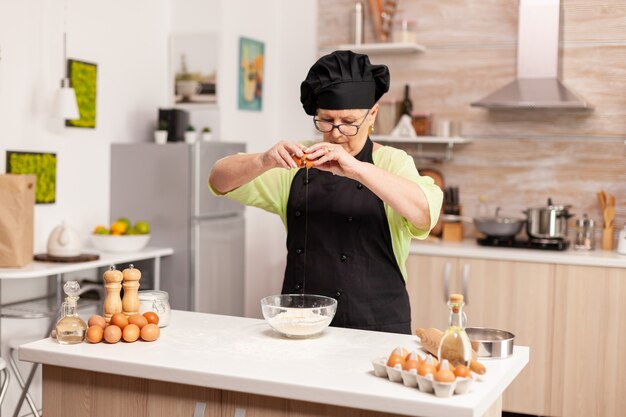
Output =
[{"x1": 267, "y1": 308, "x2": 333, "y2": 336}]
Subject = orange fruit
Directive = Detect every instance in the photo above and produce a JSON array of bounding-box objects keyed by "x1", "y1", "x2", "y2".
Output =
[{"x1": 110, "y1": 221, "x2": 127, "y2": 235}]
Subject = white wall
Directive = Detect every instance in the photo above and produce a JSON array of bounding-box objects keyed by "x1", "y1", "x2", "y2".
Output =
[{"x1": 0, "y1": 0, "x2": 170, "y2": 253}]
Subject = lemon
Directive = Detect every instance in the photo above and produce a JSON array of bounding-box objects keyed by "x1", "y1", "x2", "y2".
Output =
[
  {"x1": 133, "y1": 221, "x2": 150, "y2": 235},
  {"x1": 110, "y1": 221, "x2": 128, "y2": 235},
  {"x1": 93, "y1": 225, "x2": 107, "y2": 234}
]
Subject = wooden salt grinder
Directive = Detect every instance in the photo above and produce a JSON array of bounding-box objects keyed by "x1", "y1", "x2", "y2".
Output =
[
  {"x1": 103, "y1": 265, "x2": 123, "y2": 323},
  {"x1": 122, "y1": 264, "x2": 141, "y2": 317}
]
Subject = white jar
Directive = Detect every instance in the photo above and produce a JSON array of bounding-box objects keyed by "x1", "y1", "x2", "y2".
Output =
[{"x1": 138, "y1": 290, "x2": 170, "y2": 327}]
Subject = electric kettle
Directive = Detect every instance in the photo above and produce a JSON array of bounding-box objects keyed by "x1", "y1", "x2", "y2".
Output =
[{"x1": 47, "y1": 222, "x2": 82, "y2": 257}]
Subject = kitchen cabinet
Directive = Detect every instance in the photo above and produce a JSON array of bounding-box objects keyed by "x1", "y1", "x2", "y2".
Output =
[
  {"x1": 407, "y1": 253, "x2": 626, "y2": 417},
  {"x1": 407, "y1": 255, "x2": 554, "y2": 416},
  {"x1": 549, "y1": 264, "x2": 626, "y2": 417}
]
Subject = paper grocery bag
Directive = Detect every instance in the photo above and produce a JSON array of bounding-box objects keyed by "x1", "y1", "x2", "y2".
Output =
[{"x1": 0, "y1": 174, "x2": 36, "y2": 267}]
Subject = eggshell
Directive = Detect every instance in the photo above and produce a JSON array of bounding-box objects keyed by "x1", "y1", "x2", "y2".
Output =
[
  {"x1": 104, "y1": 325, "x2": 122, "y2": 344},
  {"x1": 88, "y1": 315, "x2": 106, "y2": 329},
  {"x1": 386, "y1": 346, "x2": 409, "y2": 367},
  {"x1": 122, "y1": 324, "x2": 140, "y2": 342},
  {"x1": 86, "y1": 326, "x2": 104, "y2": 343},
  {"x1": 111, "y1": 313, "x2": 128, "y2": 330},
  {"x1": 140, "y1": 323, "x2": 160, "y2": 342},
  {"x1": 128, "y1": 314, "x2": 148, "y2": 329}
]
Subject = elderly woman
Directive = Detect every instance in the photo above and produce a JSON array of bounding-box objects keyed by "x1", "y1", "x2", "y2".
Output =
[{"x1": 209, "y1": 50, "x2": 442, "y2": 334}]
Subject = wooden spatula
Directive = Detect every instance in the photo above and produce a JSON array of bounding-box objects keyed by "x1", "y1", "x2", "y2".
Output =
[{"x1": 415, "y1": 327, "x2": 486, "y2": 375}]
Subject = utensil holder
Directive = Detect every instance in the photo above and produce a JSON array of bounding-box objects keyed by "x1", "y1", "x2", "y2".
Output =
[
  {"x1": 442, "y1": 222, "x2": 464, "y2": 242},
  {"x1": 602, "y1": 227, "x2": 614, "y2": 250}
]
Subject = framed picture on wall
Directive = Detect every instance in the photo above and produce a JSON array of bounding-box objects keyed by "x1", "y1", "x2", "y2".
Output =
[
  {"x1": 6, "y1": 151, "x2": 57, "y2": 204},
  {"x1": 66, "y1": 59, "x2": 98, "y2": 129},
  {"x1": 238, "y1": 37, "x2": 264, "y2": 111},
  {"x1": 170, "y1": 33, "x2": 218, "y2": 106}
]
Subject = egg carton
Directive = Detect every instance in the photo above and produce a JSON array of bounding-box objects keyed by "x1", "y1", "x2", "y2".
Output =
[{"x1": 371, "y1": 357, "x2": 476, "y2": 398}]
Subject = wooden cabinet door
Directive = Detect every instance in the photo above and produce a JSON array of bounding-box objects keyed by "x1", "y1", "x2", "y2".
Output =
[
  {"x1": 406, "y1": 254, "x2": 460, "y2": 333},
  {"x1": 458, "y1": 258, "x2": 555, "y2": 416},
  {"x1": 550, "y1": 264, "x2": 626, "y2": 417}
]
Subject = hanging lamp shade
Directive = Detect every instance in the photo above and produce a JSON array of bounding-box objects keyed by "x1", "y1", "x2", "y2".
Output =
[{"x1": 56, "y1": 78, "x2": 79, "y2": 120}]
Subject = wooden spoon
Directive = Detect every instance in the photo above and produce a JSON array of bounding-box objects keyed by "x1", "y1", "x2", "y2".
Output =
[
  {"x1": 598, "y1": 191, "x2": 607, "y2": 211},
  {"x1": 604, "y1": 206, "x2": 615, "y2": 229}
]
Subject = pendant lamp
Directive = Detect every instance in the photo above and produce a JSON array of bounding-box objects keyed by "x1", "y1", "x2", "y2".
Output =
[{"x1": 55, "y1": 1, "x2": 79, "y2": 120}]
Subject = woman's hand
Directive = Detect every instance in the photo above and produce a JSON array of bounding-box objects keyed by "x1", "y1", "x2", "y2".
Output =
[
  {"x1": 261, "y1": 141, "x2": 307, "y2": 169},
  {"x1": 304, "y1": 142, "x2": 363, "y2": 179}
]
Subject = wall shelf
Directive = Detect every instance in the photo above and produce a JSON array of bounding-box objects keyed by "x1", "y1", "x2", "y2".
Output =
[
  {"x1": 336, "y1": 42, "x2": 426, "y2": 54},
  {"x1": 371, "y1": 135, "x2": 472, "y2": 161}
]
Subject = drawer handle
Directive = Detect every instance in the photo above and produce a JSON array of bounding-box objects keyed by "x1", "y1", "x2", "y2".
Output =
[
  {"x1": 443, "y1": 262, "x2": 451, "y2": 303},
  {"x1": 193, "y1": 402, "x2": 206, "y2": 417},
  {"x1": 462, "y1": 263, "x2": 470, "y2": 305},
  {"x1": 234, "y1": 408, "x2": 246, "y2": 417}
]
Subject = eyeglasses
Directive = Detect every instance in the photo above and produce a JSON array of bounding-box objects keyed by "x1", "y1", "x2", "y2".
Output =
[{"x1": 313, "y1": 109, "x2": 370, "y2": 137}]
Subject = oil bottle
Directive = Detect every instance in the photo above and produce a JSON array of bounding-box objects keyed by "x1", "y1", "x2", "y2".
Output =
[
  {"x1": 437, "y1": 293, "x2": 472, "y2": 367},
  {"x1": 55, "y1": 281, "x2": 87, "y2": 344}
]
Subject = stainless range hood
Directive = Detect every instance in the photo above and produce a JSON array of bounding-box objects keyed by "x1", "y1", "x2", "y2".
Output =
[{"x1": 471, "y1": 0, "x2": 592, "y2": 110}]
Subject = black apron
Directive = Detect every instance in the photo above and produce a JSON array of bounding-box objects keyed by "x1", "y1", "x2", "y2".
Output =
[{"x1": 282, "y1": 138, "x2": 411, "y2": 334}]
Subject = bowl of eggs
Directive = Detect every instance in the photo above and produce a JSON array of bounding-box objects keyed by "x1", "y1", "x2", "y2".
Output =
[{"x1": 260, "y1": 294, "x2": 337, "y2": 338}]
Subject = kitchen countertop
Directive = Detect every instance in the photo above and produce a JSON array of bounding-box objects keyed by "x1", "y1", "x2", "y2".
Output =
[
  {"x1": 20, "y1": 310, "x2": 528, "y2": 417},
  {"x1": 410, "y1": 239, "x2": 626, "y2": 268}
]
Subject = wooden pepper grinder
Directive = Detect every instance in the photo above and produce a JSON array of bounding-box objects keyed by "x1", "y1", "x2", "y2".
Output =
[
  {"x1": 103, "y1": 265, "x2": 123, "y2": 323},
  {"x1": 122, "y1": 264, "x2": 141, "y2": 317}
]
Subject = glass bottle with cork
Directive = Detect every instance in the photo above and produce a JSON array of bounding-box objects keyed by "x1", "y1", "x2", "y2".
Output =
[
  {"x1": 55, "y1": 281, "x2": 87, "y2": 344},
  {"x1": 438, "y1": 293, "x2": 472, "y2": 367}
]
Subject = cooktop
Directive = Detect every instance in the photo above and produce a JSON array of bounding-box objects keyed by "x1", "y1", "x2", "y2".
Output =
[{"x1": 477, "y1": 236, "x2": 569, "y2": 251}]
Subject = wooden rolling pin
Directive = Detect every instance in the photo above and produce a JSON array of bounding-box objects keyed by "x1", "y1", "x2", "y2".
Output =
[{"x1": 415, "y1": 327, "x2": 486, "y2": 375}]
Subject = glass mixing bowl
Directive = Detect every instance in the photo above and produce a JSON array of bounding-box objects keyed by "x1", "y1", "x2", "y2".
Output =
[{"x1": 260, "y1": 294, "x2": 337, "y2": 338}]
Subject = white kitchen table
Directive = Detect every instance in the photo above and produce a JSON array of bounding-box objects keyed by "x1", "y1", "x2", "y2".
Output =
[{"x1": 20, "y1": 311, "x2": 528, "y2": 417}]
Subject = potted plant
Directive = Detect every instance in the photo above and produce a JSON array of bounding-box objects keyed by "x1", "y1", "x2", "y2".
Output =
[
  {"x1": 201, "y1": 127, "x2": 213, "y2": 142},
  {"x1": 184, "y1": 125, "x2": 197, "y2": 144},
  {"x1": 154, "y1": 120, "x2": 168, "y2": 145}
]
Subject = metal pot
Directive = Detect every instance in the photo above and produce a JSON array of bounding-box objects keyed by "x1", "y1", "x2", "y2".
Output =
[
  {"x1": 474, "y1": 207, "x2": 525, "y2": 238},
  {"x1": 524, "y1": 198, "x2": 573, "y2": 239}
]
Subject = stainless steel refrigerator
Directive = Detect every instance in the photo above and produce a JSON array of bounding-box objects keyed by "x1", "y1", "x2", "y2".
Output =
[{"x1": 110, "y1": 142, "x2": 245, "y2": 314}]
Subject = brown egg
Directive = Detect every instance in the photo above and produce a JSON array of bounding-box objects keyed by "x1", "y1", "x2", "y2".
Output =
[
  {"x1": 88, "y1": 315, "x2": 106, "y2": 329},
  {"x1": 111, "y1": 313, "x2": 128, "y2": 330},
  {"x1": 403, "y1": 352, "x2": 422, "y2": 371},
  {"x1": 386, "y1": 347, "x2": 409, "y2": 367},
  {"x1": 453, "y1": 365, "x2": 471, "y2": 378},
  {"x1": 417, "y1": 362, "x2": 437, "y2": 377},
  {"x1": 434, "y1": 369, "x2": 456, "y2": 383},
  {"x1": 122, "y1": 324, "x2": 140, "y2": 342},
  {"x1": 104, "y1": 325, "x2": 122, "y2": 344},
  {"x1": 140, "y1": 323, "x2": 160, "y2": 342},
  {"x1": 86, "y1": 326, "x2": 104, "y2": 343},
  {"x1": 143, "y1": 311, "x2": 159, "y2": 326},
  {"x1": 128, "y1": 314, "x2": 148, "y2": 329}
]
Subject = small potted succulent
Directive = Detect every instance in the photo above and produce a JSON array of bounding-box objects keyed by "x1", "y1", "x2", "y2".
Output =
[
  {"x1": 184, "y1": 125, "x2": 197, "y2": 144},
  {"x1": 154, "y1": 120, "x2": 168, "y2": 145},
  {"x1": 201, "y1": 127, "x2": 213, "y2": 142}
]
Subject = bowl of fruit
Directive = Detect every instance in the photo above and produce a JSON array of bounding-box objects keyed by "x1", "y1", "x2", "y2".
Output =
[{"x1": 91, "y1": 218, "x2": 151, "y2": 253}]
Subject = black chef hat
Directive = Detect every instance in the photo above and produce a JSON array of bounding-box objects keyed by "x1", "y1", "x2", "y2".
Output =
[{"x1": 300, "y1": 50, "x2": 390, "y2": 116}]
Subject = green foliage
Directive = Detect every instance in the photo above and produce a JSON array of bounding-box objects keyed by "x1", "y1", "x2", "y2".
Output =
[
  {"x1": 202, "y1": 127, "x2": 211, "y2": 133},
  {"x1": 158, "y1": 120, "x2": 168, "y2": 130},
  {"x1": 186, "y1": 125, "x2": 195, "y2": 131},
  {"x1": 67, "y1": 60, "x2": 97, "y2": 128},
  {"x1": 7, "y1": 152, "x2": 57, "y2": 204}
]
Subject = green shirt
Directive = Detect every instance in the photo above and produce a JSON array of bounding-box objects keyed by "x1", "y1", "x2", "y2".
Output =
[{"x1": 211, "y1": 145, "x2": 443, "y2": 279}]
